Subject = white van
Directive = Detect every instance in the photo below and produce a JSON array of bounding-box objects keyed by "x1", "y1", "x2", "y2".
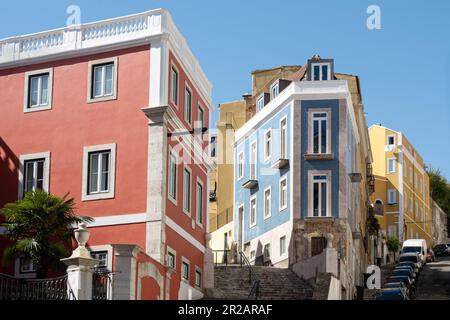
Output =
[{"x1": 401, "y1": 239, "x2": 428, "y2": 265}]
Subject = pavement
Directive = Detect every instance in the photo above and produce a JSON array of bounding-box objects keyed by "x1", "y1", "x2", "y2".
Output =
[{"x1": 415, "y1": 256, "x2": 450, "y2": 300}]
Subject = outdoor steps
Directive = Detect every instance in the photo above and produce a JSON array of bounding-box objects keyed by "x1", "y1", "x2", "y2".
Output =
[{"x1": 205, "y1": 265, "x2": 314, "y2": 300}]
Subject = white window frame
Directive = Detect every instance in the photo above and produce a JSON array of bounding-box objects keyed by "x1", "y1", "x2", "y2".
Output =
[
  {"x1": 87, "y1": 57, "x2": 118, "y2": 103},
  {"x1": 409, "y1": 166, "x2": 413, "y2": 184},
  {"x1": 387, "y1": 189, "x2": 396, "y2": 205},
  {"x1": 89, "y1": 245, "x2": 113, "y2": 271},
  {"x1": 410, "y1": 196, "x2": 413, "y2": 212},
  {"x1": 387, "y1": 135, "x2": 396, "y2": 147},
  {"x1": 184, "y1": 85, "x2": 193, "y2": 125},
  {"x1": 308, "y1": 171, "x2": 332, "y2": 218},
  {"x1": 270, "y1": 80, "x2": 279, "y2": 100},
  {"x1": 250, "y1": 195, "x2": 257, "y2": 228},
  {"x1": 82, "y1": 143, "x2": 116, "y2": 201},
  {"x1": 264, "y1": 128, "x2": 272, "y2": 161},
  {"x1": 263, "y1": 186, "x2": 272, "y2": 220},
  {"x1": 280, "y1": 236, "x2": 287, "y2": 256},
  {"x1": 166, "y1": 246, "x2": 177, "y2": 270},
  {"x1": 194, "y1": 267, "x2": 202, "y2": 288},
  {"x1": 279, "y1": 176, "x2": 288, "y2": 211},
  {"x1": 182, "y1": 165, "x2": 192, "y2": 216},
  {"x1": 18, "y1": 152, "x2": 51, "y2": 200},
  {"x1": 280, "y1": 116, "x2": 288, "y2": 159},
  {"x1": 250, "y1": 140, "x2": 257, "y2": 180},
  {"x1": 197, "y1": 104, "x2": 204, "y2": 138},
  {"x1": 181, "y1": 257, "x2": 190, "y2": 281},
  {"x1": 195, "y1": 178, "x2": 204, "y2": 227},
  {"x1": 250, "y1": 250, "x2": 256, "y2": 262},
  {"x1": 256, "y1": 94, "x2": 265, "y2": 112},
  {"x1": 311, "y1": 62, "x2": 331, "y2": 81},
  {"x1": 388, "y1": 225, "x2": 397, "y2": 238},
  {"x1": 168, "y1": 148, "x2": 178, "y2": 204},
  {"x1": 23, "y1": 68, "x2": 53, "y2": 113},
  {"x1": 387, "y1": 158, "x2": 396, "y2": 174},
  {"x1": 237, "y1": 151, "x2": 244, "y2": 180},
  {"x1": 308, "y1": 109, "x2": 331, "y2": 155},
  {"x1": 170, "y1": 65, "x2": 179, "y2": 106}
]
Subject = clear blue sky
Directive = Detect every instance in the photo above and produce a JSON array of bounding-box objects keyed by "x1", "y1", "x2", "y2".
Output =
[{"x1": 1, "y1": 0, "x2": 449, "y2": 178}]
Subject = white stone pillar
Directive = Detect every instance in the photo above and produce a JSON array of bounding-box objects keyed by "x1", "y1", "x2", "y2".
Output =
[
  {"x1": 203, "y1": 233, "x2": 214, "y2": 289},
  {"x1": 111, "y1": 244, "x2": 140, "y2": 300},
  {"x1": 61, "y1": 223, "x2": 98, "y2": 300}
]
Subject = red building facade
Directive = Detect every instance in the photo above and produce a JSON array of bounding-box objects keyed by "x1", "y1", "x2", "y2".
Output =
[{"x1": 0, "y1": 9, "x2": 213, "y2": 299}]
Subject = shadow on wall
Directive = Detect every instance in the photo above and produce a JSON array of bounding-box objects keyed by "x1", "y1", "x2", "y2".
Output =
[{"x1": 0, "y1": 137, "x2": 19, "y2": 208}]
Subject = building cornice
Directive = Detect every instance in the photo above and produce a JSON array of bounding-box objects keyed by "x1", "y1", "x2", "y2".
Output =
[{"x1": 0, "y1": 8, "x2": 213, "y2": 108}]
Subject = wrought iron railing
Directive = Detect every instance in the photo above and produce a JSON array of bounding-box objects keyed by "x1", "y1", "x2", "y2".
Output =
[
  {"x1": 239, "y1": 251, "x2": 260, "y2": 300},
  {"x1": 92, "y1": 270, "x2": 112, "y2": 300},
  {"x1": 0, "y1": 273, "x2": 68, "y2": 300},
  {"x1": 212, "y1": 249, "x2": 230, "y2": 266}
]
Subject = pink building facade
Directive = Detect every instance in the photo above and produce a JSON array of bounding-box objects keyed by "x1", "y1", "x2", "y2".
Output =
[{"x1": 0, "y1": 9, "x2": 213, "y2": 300}]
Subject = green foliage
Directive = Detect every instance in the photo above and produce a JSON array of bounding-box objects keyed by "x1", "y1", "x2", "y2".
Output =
[
  {"x1": 366, "y1": 206, "x2": 380, "y2": 236},
  {"x1": 426, "y1": 166, "x2": 450, "y2": 215},
  {"x1": 1, "y1": 190, "x2": 93, "y2": 278},
  {"x1": 386, "y1": 236, "x2": 400, "y2": 253}
]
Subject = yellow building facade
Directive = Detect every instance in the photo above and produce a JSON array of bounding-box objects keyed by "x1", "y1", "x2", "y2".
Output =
[{"x1": 369, "y1": 125, "x2": 432, "y2": 248}]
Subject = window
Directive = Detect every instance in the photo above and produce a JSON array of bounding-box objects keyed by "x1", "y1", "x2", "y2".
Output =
[
  {"x1": 415, "y1": 202, "x2": 418, "y2": 219},
  {"x1": 167, "y1": 252, "x2": 176, "y2": 269},
  {"x1": 388, "y1": 225, "x2": 397, "y2": 238},
  {"x1": 419, "y1": 178, "x2": 423, "y2": 194},
  {"x1": 410, "y1": 196, "x2": 413, "y2": 212},
  {"x1": 237, "y1": 152, "x2": 244, "y2": 180},
  {"x1": 24, "y1": 68, "x2": 53, "y2": 112},
  {"x1": 414, "y1": 173, "x2": 418, "y2": 189},
  {"x1": 280, "y1": 236, "x2": 286, "y2": 256},
  {"x1": 388, "y1": 158, "x2": 396, "y2": 174},
  {"x1": 280, "y1": 117, "x2": 288, "y2": 159},
  {"x1": 270, "y1": 81, "x2": 279, "y2": 100},
  {"x1": 250, "y1": 141, "x2": 257, "y2": 180},
  {"x1": 280, "y1": 177, "x2": 288, "y2": 210},
  {"x1": 257, "y1": 95, "x2": 265, "y2": 112},
  {"x1": 312, "y1": 175, "x2": 329, "y2": 217},
  {"x1": 387, "y1": 135, "x2": 396, "y2": 147},
  {"x1": 263, "y1": 243, "x2": 271, "y2": 261},
  {"x1": 185, "y1": 87, "x2": 192, "y2": 124},
  {"x1": 170, "y1": 66, "x2": 179, "y2": 105},
  {"x1": 168, "y1": 151, "x2": 177, "y2": 201},
  {"x1": 264, "y1": 187, "x2": 272, "y2": 219},
  {"x1": 250, "y1": 250, "x2": 256, "y2": 260},
  {"x1": 88, "y1": 151, "x2": 110, "y2": 195},
  {"x1": 403, "y1": 161, "x2": 407, "y2": 177},
  {"x1": 82, "y1": 144, "x2": 116, "y2": 201},
  {"x1": 250, "y1": 196, "x2": 257, "y2": 227},
  {"x1": 388, "y1": 189, "x2": 396, "y2": 204},
  {"x1": 311, "y1": 63, "x2": 330, "y2": 81},
  {"x1": 91, "y1": 251, "x2": 108, "y2": 270},
  {"x1": 195, "y1": 269, "x2": 202, "y2": 288},
  {"x1": 197, "y1": 106, "x2": 204, "y2": 136},
  {"x1": 19, "y1": 258, "x2": 36, "y2": 274},
  {"x1": 183, "y1": 167, "x2": 191, "y2": 214},
  {"x1": 196, "y1": 180, "x2": 204, "y2": 225},
  {"x1": 409, "y1": 166, "x2": 413, "y2": 184},
  {"x1": 92, "y1": 63, "x2": 114, "y2": 98},
  {"x1": 264, "y1": 129, "x2": 272, "y2": 161},
  {"x1": 312, "y1": 112, "x2": 329, "y2": 154},
  {"x1": 182, "y1": 260, "x2": 189, "y2": 280},
  {"x1": 23, "y1": 159, "x2": 45, "y2": 194}
]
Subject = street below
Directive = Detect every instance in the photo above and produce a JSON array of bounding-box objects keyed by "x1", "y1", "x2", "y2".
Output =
[{"x1": 415, "y1": 256, "x2": 450, "y2": 300}]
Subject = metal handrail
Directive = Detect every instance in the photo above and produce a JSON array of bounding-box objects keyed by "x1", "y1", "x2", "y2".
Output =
[
  {"x1": 239, "y1": 251, "x2": 260, "y2": 300},
  {"x1": 212, "y1": 249, "x2": 230, "y2": 266}
]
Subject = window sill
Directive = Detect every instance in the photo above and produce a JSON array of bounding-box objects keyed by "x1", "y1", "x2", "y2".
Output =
[
  {"x1": 305, "y1": 216, "x2": 334, "y2": 221},
  {"x1": 271, "y1": 158, "x2": 289, "y2": 169},
  {"x1": 87, "y1": 95, "x2": 117, "y2": 104},
  {"x1": 304, "y1": 153, "x2": 334, "y2": 161},
  {"x1": 24, "y1": 105, "x2": 52, "y2": 113},
  {"x1": 82, "y1": 192, "x2": 115, "y2": 201}
]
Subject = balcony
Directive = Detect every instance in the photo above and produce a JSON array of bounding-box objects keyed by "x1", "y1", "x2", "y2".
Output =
[
  {"x1": 271, "y1": 158, "x2": 289, "y2": 169},
  {"x1": 304, "y1": 153, "x2": 334, "y2": 161},
  {"x1": 242, "y1": 179, "x2": 258, "y2": 189},
  {"x1": 348, "y1": 173, "x2": 362, "y2": 183}
]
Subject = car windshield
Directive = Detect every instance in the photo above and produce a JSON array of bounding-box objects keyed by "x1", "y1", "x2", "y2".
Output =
[
  {"x1": 402, "y1": 246, "x2": 421, "y2": 253},
  {"x1": 385, "y1": 283, "x2": 403, "y2": 288},
  {"x1": 393, "y1": 270, "x2": 410, "y2": 277},
  {"x1": 400, "y1": 256, "x2": 418, "y2": 263}
]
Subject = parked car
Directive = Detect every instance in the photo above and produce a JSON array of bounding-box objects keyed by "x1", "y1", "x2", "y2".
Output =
[
  {"x1": 394, "y1": 266, "x2": 417, "y2": 280},
  {"x1": 401, "y1": 239, "x2": 428, "y2": 265},
  {"x1": 388, "y1": 275, "x2": 413, "y2": 289},
  {"x1": 426, "y1": 248, "x2": 435, "y2": 263},
  {"x1": 397, "y1": 261, "x2": 420, "y2": 275},
  {"x1": 433, "y1": 244, "x2": 449, "y2": 257},
  {"x1": 391, "y1": 269, "x2": 415, "y2": 286},
  {"x1": 384, "y1": 282, "x2": 412, "y2": 299},
  {"x1": 399, "y1": 252, "x2": 423, "y2": 270},
  {"x1": 375, "y1": 288, "x2": 409, "y2": 300}
]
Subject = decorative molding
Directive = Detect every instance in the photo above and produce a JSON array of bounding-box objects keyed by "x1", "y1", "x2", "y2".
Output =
[{"x1": 166, "y1": 216, "x2": 206, "y2": 253}]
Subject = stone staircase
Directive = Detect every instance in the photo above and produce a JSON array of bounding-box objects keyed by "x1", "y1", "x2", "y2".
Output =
[{"x1": 204, "y1": 265, "x2": 314, "y2": 300}]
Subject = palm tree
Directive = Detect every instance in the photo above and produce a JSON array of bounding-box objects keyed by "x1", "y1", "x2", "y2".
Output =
[{"x1": 1, "y1": 190, "x2": 93, "y2": 278}]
